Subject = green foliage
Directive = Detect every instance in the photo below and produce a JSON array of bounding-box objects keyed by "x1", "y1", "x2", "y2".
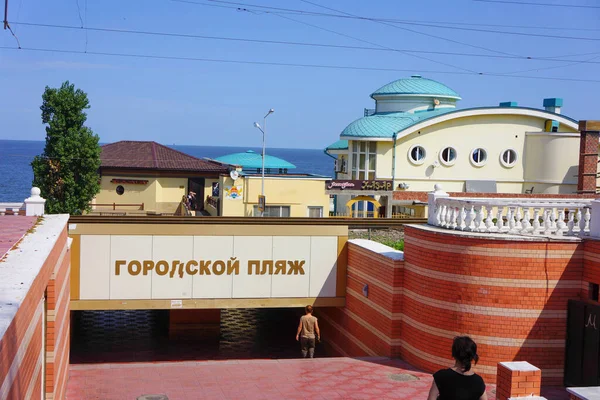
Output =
[
  {"x1": 31, "y1": 81, "x2": 101, "y2": 215},
  {"x1": 380, "y1": 239, "x2": 404, "y2": 251}
]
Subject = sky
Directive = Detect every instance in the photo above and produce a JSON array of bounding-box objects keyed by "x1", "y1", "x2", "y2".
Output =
[{"x1": 0, "y1": 0, "x2": 599, "y2": 149}]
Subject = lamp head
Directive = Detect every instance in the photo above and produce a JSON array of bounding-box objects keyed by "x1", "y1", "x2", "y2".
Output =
[
  {"x1": 254, "y1": 122, "x2": 261, "y2": 129},
  {"x1": 268, "y1": 108, "x2": 274, "y2": 114}
]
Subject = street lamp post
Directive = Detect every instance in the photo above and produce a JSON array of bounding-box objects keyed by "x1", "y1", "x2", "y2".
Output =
[{"x1": 253, "y1": 108, "x2": 274, "y2": 216}]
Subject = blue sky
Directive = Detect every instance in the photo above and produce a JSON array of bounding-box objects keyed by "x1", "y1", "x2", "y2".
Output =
[{"x1": 0, "y1": 0, "x2": 598, "y2": 149}]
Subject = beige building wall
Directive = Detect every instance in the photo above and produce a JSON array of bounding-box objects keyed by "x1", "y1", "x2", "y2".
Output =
[
  {"x1": 386, "y1": 114, "x2": 578, "y2": 194},
  {"x1": 94, "y1": 175, "x2": 189, "y2": 214},
  {"x1": 155, "y1": 177, "x2": 188, "y2": 213},
  {"x1": 220, "y1": 176, "x2": 330, "y2": 217},
  {"x1": 524, "y1": 133, "x2": 579, "y2": 194},
  {"x1": 95, "y1": 175, "x2": 158, "y2": 212}
]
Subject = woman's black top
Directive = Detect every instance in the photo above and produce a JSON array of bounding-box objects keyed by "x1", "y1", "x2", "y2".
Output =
[{"x1": 433, "y1": 368, "x2": 486, "y2": 400}]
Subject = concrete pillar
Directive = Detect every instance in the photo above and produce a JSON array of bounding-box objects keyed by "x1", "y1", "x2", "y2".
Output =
[
  {"x1": 577, "y1": 121, "x2": 600, "y2": 194},
  {"x1": 24, "y1": 187, "x2": 46, "y2": 216},
  {"x1": 168, "y1": 309, "x2": 221, "y2": 340},
  {"x1": 496, "y1": 361, "x2": 542, "y2": 400}
]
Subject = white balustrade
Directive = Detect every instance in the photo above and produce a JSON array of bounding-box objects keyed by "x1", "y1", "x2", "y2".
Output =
[{"x1": 432, "y1": 197, "x2": 592, "y2": 237}]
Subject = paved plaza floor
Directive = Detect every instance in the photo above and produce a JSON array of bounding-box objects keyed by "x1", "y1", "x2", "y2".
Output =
[{"x1": 66, "y1": 357, "x2": 569, "y2": 400}]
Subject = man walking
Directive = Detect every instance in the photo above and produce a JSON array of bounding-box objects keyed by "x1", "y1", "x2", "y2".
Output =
[{"x1": 296, "y1": 305, "x2": 320, "y2": 358}]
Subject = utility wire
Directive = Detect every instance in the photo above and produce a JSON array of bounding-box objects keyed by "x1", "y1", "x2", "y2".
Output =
[
  {"x1": 501, "y1": 54, "x2": 600, "y2": 75},
  {"x1": 10, "y1": 22, "x2": 600, "y2": 65},
  {"x1": 474, "y1": 0, "x2": 600, "y2": 9},
  {"x1": 272, "y1": 13, "x2": 478, "y2": 73},
  {"x1": 299, "y1": 0, "x2": 518, "y2": 57},
  {"x1": 2, "y1": 45, "x2": 599, "y2": 83},
  {"x1": 173, "y1": 0, "x2": 600, "y2": 40}
]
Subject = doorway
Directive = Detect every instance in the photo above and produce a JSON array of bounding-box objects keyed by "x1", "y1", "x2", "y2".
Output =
[
  {"x1": 565, "y1": 299, "x2": 600, "y2": 386},
  {"x1": 188, "y1": 178, "x2": 205, "y2": 212}
]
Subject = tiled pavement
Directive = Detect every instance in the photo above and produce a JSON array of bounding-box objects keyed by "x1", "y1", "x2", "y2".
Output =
[
  {"x1": 66, "y1": 357, "x2": 569, "y2": 400},
  {"x1": 0, "y1": 216, "x2": 37, "y2": 258}
]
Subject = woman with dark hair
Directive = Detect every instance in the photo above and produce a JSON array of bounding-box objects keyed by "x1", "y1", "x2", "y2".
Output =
[{"x1": 427, "y1": 336, "x2": 488, "y2": 400}]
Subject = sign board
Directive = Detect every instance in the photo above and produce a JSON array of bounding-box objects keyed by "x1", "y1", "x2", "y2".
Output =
[
  {"x1": 325, "y1": 180, "x2": 393, "y2": 191},
  {"x1": 258, "y1": 195, "x2": 266, "y2": 212},
  {"x1": 71, "y1": 224, "x2": 347, "y2": 306}
]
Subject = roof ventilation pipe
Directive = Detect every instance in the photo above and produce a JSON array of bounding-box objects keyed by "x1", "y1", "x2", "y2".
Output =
[{"x1": 543, "y1": 98, "x2": 563, "y2": 114}]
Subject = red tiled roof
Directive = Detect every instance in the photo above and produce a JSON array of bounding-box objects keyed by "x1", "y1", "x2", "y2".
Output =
[
  {"x1": 0, "y1": 216, "x2": 37, "y2": 259},
  {"x1": 100, "y1": 141, "x2": 229, "y2": 172}
]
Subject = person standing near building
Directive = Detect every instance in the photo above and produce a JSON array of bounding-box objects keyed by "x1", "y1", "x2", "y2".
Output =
[
  {"x1": 427, "y1": 336, "x2": 488, "y2": 400},
  {"x1": 296, "y1": 305, "x2": 320, "y2": 358}
]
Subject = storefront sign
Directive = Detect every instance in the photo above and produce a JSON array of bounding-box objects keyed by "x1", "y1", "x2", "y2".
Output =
[
  {"x1": 110, "y1": 179, "x2": 149, "y2": 185},
  {"x1": 326, "y1": 180, "x2": 393, "y2": 191},
  {"x1": 75, "y1": 233, "x2": 342, "y2": 300}
]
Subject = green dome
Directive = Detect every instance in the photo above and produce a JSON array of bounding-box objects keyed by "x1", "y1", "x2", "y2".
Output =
[
  {"x1": 215, "y1": 150, "x2": 296, "y2": 170},
  {"x1": 371, "y1": 75, "x2": 461, "y2": 100}
]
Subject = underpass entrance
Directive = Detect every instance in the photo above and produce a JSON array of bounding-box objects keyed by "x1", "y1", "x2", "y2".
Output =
[{"x1": 70, "y1": 308, "x2": 332, "y2": 364}]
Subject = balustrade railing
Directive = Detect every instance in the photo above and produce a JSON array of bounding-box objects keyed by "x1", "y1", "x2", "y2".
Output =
[{"x1": 432, "y1": 197, "x2": 592, "y2": 236}]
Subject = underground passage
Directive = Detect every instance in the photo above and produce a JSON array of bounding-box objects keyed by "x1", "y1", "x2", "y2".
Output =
[{"x1": 70, "y1": 308, "x2": 332, "y2": 364}]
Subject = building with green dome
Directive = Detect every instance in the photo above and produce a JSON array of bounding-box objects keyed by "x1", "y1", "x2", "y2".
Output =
[{"x1": 325, "y1": 75, "x2": 580, "y2": 218}]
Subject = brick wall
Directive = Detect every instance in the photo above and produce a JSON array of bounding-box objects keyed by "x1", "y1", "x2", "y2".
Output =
[
  {"x1": 0, "y1": 217, "x2": 70, "y2": 400},
  {"x1": 577, "y1": 122, "x2": 599, "y2": 194},
  {"x1": 402, "y1": 226, "x2": 583, "y2": 385},
  {"x1": 319, "y1": 241, "x2": 403, "y2": 358},
  {"x1": 45, "y1": 236, "x2": 71, "y2": 400},
  {"x1": 321, "y1": 226, "x2": 586, "y2": 387},
  {"x1": 583, "y1": 238, "x2": 600, "y2": 295}
]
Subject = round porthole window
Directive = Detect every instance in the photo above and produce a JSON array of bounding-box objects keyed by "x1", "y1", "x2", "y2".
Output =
[
  {"x1": 439, "y1": 146, "x2": 457, "y2": 166},
  {"x1": 408, "y1": 145, "x2": 426, "y2": 165},
  {"x1": 470, "y1": 148, "x2": 487, "y2": 167},
  {"x1": 500, "y1": 149, "x2": 518, "y2": 168},
  {"x1": 116, "y1": 185, "x2": 125, "y2": 195}
]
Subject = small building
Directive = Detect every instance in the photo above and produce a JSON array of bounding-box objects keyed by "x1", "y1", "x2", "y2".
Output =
[
  {"x1": 212, "y1": 150, "x2": 330, "y2": 217},
  {"x1": 93, "y1": 141, "x2": 229, "y2": 215},
  {"x1": 325, "y1": 74, "x2": 581, "y2": 217}
]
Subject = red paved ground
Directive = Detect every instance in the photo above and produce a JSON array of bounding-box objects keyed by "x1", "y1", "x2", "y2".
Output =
[
  {"x1": 0, "y1": 216, "x2": 37, "y2": 259},
  {"x1": 65, "y1": 357, "x2": 569, "y2": 400}
]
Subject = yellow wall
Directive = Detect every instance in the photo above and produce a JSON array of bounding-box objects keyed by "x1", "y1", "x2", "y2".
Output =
[
  {"x1": 220, "y1": 176, "x2": 330, "y2": 217},
  {"x1": 94, "y1": 175, "x2": 188, "y2": 214},
  {"x1": 387, "y1": 114, "x2": 579, "y2": 194},
  {"x1": 376, "y1": 141, "x2": 393, "y2": 180}
]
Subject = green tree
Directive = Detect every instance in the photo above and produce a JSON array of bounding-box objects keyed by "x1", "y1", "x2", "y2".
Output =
[{"x1": 31, "y1": 81, "x2": 101, "y2": 214}]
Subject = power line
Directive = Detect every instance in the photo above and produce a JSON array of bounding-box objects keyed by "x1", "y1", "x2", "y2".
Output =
[
  {"x1": 473, "y1": 0, "x2": 600, "y2": 8},
  {"x1": 2, "y1": 45, "x2": 599, "y2": 83},
  {"x1": 173, "y1": 0, "x2": 600, "y2": 41},
  {"x1": 298, "y1": 0, "x2": 518, "y2": 57},
  {"x1": 16, "y1": 22, "x2": 599, "y2": 64},
  {"x1": 272, "y1": 14, "x2": 477, "y2": 73}
]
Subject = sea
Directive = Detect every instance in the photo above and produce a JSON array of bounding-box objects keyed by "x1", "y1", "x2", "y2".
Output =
[{"x1": 0, "y1": 140, "x2": 334, "y2": 202}]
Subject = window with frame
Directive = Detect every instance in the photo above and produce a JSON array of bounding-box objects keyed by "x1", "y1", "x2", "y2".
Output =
[
  {"x1": 408, "y1": 145, "x2": 426, "y2": 165},
  {"x1": 500, "y1": 149, "x2": 518, "y2": 167},
  {"x1": 439, "y1": 146, "x2": 457, "y2": 166},
  {"x1": 307, "y1": 206, "x2": 323, "y2": 218},
  {"x1": 351, "y1": 141, "x2": 376, "y2": 180},
  {"x1": 470, "y1": 148, "x2": 487, "y2": 166},
  {"x1": 253, "y1": 205, "x2": 290, "y2": 217}
]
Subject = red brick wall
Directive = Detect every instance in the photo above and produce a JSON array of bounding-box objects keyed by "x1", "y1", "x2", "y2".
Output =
[
  {"x1": 577, "y1": 129, "x2": 599, "y2": 194},
  {"x1": 319, "y1": 242, "x2": 403, "y2": 358},
  {"x1": 584, "y1": 239, "x2": 600, "y2": 294},
  {"x1": 321, "y1": 225, "x2": 586, "y2": 387},
  {"x1": 0, "y1": 224, "x2": 70, "y2": 400},
  {"x1": 401, "y1": 226, "x2": 582, "y2": 385},
  {"x1": 45, "y1": 238, "x2": 71, "y2": 400}
]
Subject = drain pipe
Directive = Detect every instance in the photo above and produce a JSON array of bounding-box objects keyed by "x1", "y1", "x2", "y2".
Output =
[{"x1": 392, "y1": 132, "x2": 397, "y2": 189}]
